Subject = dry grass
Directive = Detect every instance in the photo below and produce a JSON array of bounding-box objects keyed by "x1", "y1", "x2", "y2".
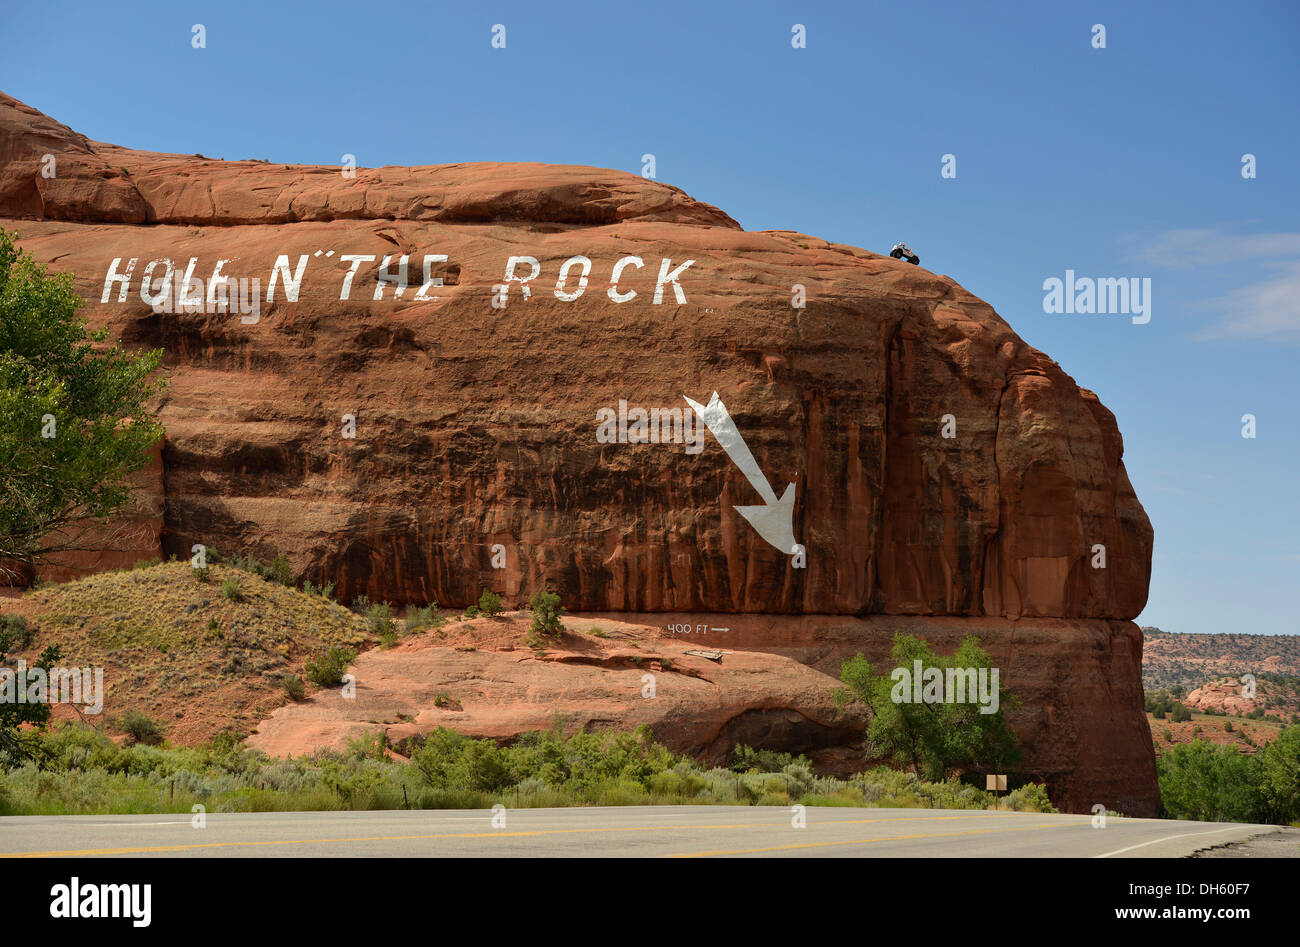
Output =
[{"x1": 14, "y1": 561, "x2": 369, "y2": 744}]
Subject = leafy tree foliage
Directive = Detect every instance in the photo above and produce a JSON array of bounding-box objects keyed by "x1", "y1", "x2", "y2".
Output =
[
  {"x1": 837, "y1": 632, "x2": 1021, "y2": 782},
  {"x1": 0, "y1": 631, "x2": 62, "y2": 761},
  {"x1": 528, "y1": 589, "x2": 565, "y2": 638},
  {"x1": 1158, "y1": 727, "x2": 1300, "y2": 824},
  {"x1": 0, "y1": 229, "x2": 164, "y2": 570}
]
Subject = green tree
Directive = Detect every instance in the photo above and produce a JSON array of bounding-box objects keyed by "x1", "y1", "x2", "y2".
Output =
[
  {"x1": 1156, "y1": 739, "x2": 1267, "y2": 823},
  {"x1": 1258, "y1": 725, "x2": 1300, "y2": 823},
  {"x1": 0, "y1": 230, "x2": 164, "y2": 572},
  {"x1": 529, "y1": 590, "x2": 565, "y2": 638},
  {"x1": 837, "y1": 632, "x2": 1021, "y2": 782},
  {"x1": 0, "y1": 635, "x2": 62, "y2": 761}
]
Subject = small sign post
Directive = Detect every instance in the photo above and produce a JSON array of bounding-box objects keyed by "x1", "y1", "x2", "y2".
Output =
[{"x1": 986, "y1": 774, "x2": 1007, "y2": 807}]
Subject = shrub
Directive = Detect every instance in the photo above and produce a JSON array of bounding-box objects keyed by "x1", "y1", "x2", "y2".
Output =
[
  {"x1": 0, "y1": 614, "x2": 37, "y2": 650},
  {"x1": 266, "y1": 553, "x2": 294, "y2": 586},
  {"x1": 282, "y1": 675, "x2": 306, "y2": 701},
  {"x1": 1002, "y1": 782, "x2": 1057, "y2": 813},
  {"x1": 364, "y1": 602, "x2": 395, "y2": 637},
  {"x1": 406, "y1": 603, "x2": 443, "y2": 633},
  {"x1": 647, "y1": 770, "x2": 707, "y2": 798},
  {"x1": 226, "y1": 551, "x2": 294, "y2": 585},
  {"x1": 379, "y1": 630, "x2": 399, "y2": 649},
  {"x1": 220, "y1": 578, "x2": 242, "y2": 601},
  {"x1": 728, "y1": 744, "x2": 808, "y2": 774},
  {"x1": 529, "y1": 590, "x2": 565, "y2": 638},
  {"x1": 477, "y1": 589, "x2": 504, "y2": 617},
  {"x1": 410, "y1": 728, "x2": 512, "y2": 792},
  {"x1": 116, "y1": 710, "x2": 164, "y2": 747},
  {"x1": 192, "y1": 566, "x2": 210, "y2": 583},
  {"x1": 305, "y1": 646, "x2": 356, "y2": 687}
]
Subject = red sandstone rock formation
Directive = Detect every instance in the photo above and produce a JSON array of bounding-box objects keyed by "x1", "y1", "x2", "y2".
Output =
[
  {"x1": 0, "y1": 91, "x2": 1158, "y2": 815},
  {"x1": 248, "y1": 614, "x2": 870, "y2": 776},
  {"x1": 1184, "y1": 680, "x2": 1257, "y2": 717}
]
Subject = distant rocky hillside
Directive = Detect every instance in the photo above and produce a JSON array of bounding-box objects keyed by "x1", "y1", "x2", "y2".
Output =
[
  {"x1": 1183, "y1": 677, "x2": 1300, "y2": 722},
  {"x1": 1142, "y1": 627, "x2": 1300, "y2": 693}
]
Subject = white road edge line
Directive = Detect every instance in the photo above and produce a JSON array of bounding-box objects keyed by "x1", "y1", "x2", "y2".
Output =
[
  {"x1": 85, "y1": 821, "x2": 191, "y2": 827},
  {"x1": 1093, "y1": 827, "x2": 1244, "y2": 858}
]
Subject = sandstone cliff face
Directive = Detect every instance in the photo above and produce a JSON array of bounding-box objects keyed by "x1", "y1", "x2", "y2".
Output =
[
  {"x1": 0, "y1": 93, "x2": 1152, "y2": 620},
  {"x1": 0, "y1": 92, "x2": 1158, "y2": 814}
]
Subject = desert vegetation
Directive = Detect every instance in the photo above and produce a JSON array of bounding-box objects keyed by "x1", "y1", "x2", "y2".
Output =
[
  {"x1": 0, "y1": 722, "x2": 1056, "y2": 817},
  {"x1": 0, "y1": 229, "x2": 164, "y2": 573},
  {"x1": 1157, "y1": 727, "x2": 1300, "y2": 824},
  {"x1": 2, "y1": 559, "x2": 369, "y2": 744},
  {"x1": 835, "y1": 632, "x2": 1022, "y2": 782}
]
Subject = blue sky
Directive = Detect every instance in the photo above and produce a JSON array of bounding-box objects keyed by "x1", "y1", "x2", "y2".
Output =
[{"x1": 1, "y1": 0, "x2": 1296, "y2": 635}]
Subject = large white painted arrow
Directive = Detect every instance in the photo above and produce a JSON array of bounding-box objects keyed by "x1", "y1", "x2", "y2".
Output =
[{"x1": 684, "y1": 391, "x2": 799, "y2": 555}]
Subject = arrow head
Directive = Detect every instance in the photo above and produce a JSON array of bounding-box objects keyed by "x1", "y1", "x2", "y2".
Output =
[{"x1": 734, "y1": 482, "x2": 799, "y2": 554}]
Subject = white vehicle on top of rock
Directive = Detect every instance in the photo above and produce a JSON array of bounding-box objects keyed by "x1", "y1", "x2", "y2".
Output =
[{"x1": 889, "y1": 242, "x2": 920, "y2": 265}]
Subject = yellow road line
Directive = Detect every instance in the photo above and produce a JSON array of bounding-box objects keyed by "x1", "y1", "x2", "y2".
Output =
[
  {"x1": 1, "y1": 812, "x2": 1027, "y2": 858},
  {"x1": 669, "y1": 821, "x2": 1069, "y2": 857}
]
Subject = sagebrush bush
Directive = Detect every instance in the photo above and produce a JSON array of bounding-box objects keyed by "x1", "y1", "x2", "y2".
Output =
[
  {"x1": 282, "y1": 674, "x2": 306, "y2": 701},
  {"x1": 305, "y1": 646, "x2": 356, "y2": 686},
  {"x1": 1002, "y1": 781, "x2": 1057, "y2": 813},
  {"x1": 116, "y1": 710, "x2": 165, "y2": 747},
  {"x1": 226, "y1": 552, "x2": 294, "y2": 586},
  {"x1": 364, "y1": 602, "x2": 395, "y2": 636},
  {"x1": 406, "y1": 603, "x2": 443, "y2": 633},
  {"x1": 0, "y1": 614, "x2": 36, "y2": 650}
]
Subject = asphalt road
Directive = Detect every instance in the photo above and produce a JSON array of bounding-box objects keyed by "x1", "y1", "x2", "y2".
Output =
[{"x1": 0, "y1": 806, "x2": 1286, "y2": 857}]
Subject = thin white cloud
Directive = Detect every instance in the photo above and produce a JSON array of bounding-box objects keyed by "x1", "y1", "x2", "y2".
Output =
[
  {"x1": 1138, "y1": 229, "x2": 1300, "y2": 267},
  {"x1": 1134, "y1": 227, "x2": 1300, "y2": 342},
  {"x1": 1193, "y1": 260, "x2": 1300, "y2": 342}
]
